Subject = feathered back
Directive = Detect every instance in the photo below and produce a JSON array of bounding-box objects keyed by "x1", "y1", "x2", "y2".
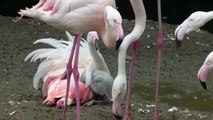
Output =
[{"x1": 25, "y1": 31, "x2": 92, "y2": 89}]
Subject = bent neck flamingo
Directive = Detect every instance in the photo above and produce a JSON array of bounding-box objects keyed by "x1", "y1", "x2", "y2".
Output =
[
  {"x1": 111, "y1": 0, "x2": 146, "y2": 119},
  {"x1": 175, "y1": 11, "x2": 213, "y2": 47},
  {"x1": 17, "y1": 1, "x2": 124, "y2": 119},
  {"x1": 175, "y1": 11, "x2": 213, "y2": 90}
]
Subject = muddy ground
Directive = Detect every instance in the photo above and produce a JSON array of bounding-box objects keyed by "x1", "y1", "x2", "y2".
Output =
[{"x1": 0, "y1": 15, "x2": 213, "y2": 120}]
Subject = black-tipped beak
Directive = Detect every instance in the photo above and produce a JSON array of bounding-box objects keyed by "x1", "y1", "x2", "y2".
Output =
[
  {"x1": 95, "y1": 39, "x2": 100, "y2": 50},
  {"x1": 199, "y1": 80, "x2": 207, "y2": 90},
  {"x1": 115, "y1": 39, "x2": 123, "y2": 50},
  {"x1": 175, "y1": 27, "x2": 182, "y2": 49},
  {"x1": 176, "y1": 39, "x2": 182, "y2": 48},
  {"x1": 113, "y1": 114, "x2": 122, "y2": 120}
]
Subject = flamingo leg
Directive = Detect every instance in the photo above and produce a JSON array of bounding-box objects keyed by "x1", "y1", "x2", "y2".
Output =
[
  {"x1": 72, "y1": 33, "x2": 82, "y2": 120},
  {"x1": 62, "y1": 34, "x2": 82, "y2": 120},
  {"x1": 124, "y1": 40, "x2": 139, "y2": 120},
  {"x1": 153, "y1": 0, "x2": 163, "y2": 119}
]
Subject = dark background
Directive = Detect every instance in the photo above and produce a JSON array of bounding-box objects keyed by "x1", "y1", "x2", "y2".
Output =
[{"x1": 0, "y1": 0, "x2": 212, "y2": 33}]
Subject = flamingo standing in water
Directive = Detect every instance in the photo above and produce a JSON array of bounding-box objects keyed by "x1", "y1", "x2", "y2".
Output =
[
  {"x1": 25, "y1": 31, "x2": 114, "y2": 107},
  {"x1": 111, "y1": 0, "x2": 146, "y2": 119},
  {"x1": 197, "y1": 51, "x2": 213, "y2": 90},
  {"x1": 17, "y1": 1, "x2": 123, "y2": 119},
  {"x1": 175, "y1": 11, "x2": 213, "y2": 47}
]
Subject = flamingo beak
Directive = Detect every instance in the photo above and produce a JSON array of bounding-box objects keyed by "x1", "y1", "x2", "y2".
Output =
[
  {"x1": 199, "y1": 80, "x2": 207, "y2": 90},
  {"x1": 175, "y1": 27, "x2": 182, "y2": 48},
  {"x1": 95, "y1": 39, "x2": 100, "y2": 50},
  {"x1": 112, "y1": 95, "x2": 122, "y2": 120},
  {"x1": 116, "y1": 40, "x2": 123, "y2": 50},
  {"x1": 115, "y1": 22, "x2": 124, "y2": 50},
  {"x1": 197, "y1": 63, "x2": 210, "y2": 90}
]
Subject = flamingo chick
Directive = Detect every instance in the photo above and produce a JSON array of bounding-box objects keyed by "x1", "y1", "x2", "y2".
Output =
[
  {"x1": 175, "y1": 11, "x2": 213, "y2": 47},
  {"x1": 25, "y1": 31, "x2": 113, "y2": 107},
  {"x1": 198, "y1": 51, "x2": 213, "y2": 90}
]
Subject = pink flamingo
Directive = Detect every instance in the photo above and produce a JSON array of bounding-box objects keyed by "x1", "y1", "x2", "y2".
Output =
[
  {"x1": 175, "y1": 11, "x2": 213, "y2": 47},
  {"x1": 25, "y1": 31, "x2": 113, "y2": 108},
  {"x1": 111, "y1": 0, "x2": 146, "y2": 119},
  {"x1": 17, "y1": 1, "x2": 123, "y2": 119},
  {"x1": 175, "y1": 11, "x2": 213, "y2": 89},
  {"x1": 112, "y1": 0, "x2": 164, "y2": 119},
  {"x1": 197, "y1": 51, "x2": 213, "y2": 90}
]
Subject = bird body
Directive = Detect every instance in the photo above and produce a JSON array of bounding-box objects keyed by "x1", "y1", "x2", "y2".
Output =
[
  {"x1": 25, "y1": 31, "x2": 113, "y2": 107},
  {"x1": 17, "y1": 0, "x2": 123, "y2": 49}
]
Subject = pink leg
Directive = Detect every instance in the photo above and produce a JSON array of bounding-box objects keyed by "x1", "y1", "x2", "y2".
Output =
[
  {"x1": 153, "y1": 0, "x2": 163, "y2": 119},
  {"x1": 124, "y1": 40, "x2": 139, "y2": 120},
  {"x1": 62, "y1": 34, "x2": 82, "y2": 120},
  {"x1": 72, "y1": 34, "x2": 82, "y2": 120}
]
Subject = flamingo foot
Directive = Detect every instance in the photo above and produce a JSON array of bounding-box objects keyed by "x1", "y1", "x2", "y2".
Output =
[{"x1": 153, "y1": 111, "x2": 159, "y2": 120}]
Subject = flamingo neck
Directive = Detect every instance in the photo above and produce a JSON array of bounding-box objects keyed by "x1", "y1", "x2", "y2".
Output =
[
  {"x1": 117, "y1": 0, "x2": 146, "y2": 75},
  {"x1": 88, "y1": 44, "x2": 110, "y2": 73},
  {"x1": 206, "y1": 11, "x2": 213, "y2": 22}
]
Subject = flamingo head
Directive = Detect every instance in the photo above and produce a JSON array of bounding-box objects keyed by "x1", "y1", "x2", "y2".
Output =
[
  {"x1": 197, "y1": 51, "x2": 213, "y2": 90},
  {"x1": 111, "y1": 75, "x2": 127, "y2": 119},
  {"x1": 104, "y1": 6, "x2": 124, "y2": 50},
  {"x1": 87, "y1": 31, "x2": 100, "y2": 50},
  {"x1": 175, "y1": 11, "x2": 207, "y2": 48}
]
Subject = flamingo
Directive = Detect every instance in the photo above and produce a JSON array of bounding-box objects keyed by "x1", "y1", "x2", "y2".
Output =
[
  {"x1": 25, "y1": 31, "x2": 113, "y2": 108},
  {"x1": 175, "y1": 11, "x2": 213, "y2": 89},
  {"x1": 111, "y1": 0, "x2": 146, "y2": 119},
  {"x1": 197, "y1": 51, "x2": 213, "y2": 90},
  {"x1": 17, "y1": 1, "x2": 123, "y2": 119},
  {"x1": 175, "y1": 11, "x2": 213, "y2": 47}
]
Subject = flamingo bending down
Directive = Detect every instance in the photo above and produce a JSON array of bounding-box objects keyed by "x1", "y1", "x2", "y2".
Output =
[
  {"x1": 198, "y1": 51, "x2": 213, "y2": 90},
  {"x1": 175, "y1": 11, "x2": 213, "y2": 47},
  {"x1": 175, "y1": 11, "x2": 213, "y2": 89},
  {"x1": 111, "y1": 0, "x2": 146, "y2": 119},
  {"x1": 17, "y1": 1, "x2": 123, "y2": 119},
  {"x1": 25, "y1": 31, "x2": 113, "y2": 108}
]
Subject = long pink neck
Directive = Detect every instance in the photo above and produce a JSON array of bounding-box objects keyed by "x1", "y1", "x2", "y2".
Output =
[{"x1": 117, "y1": 0, "x2": 146, "y2": 75}]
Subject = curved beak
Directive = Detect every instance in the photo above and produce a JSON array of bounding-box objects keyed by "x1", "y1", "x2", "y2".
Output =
[
  {"x1": 199, "y1": 80, "x2": 207, "y2": 90},
  {"x1": 112, "y1": 95, "x2": 122, "y2": 120},
  {"x1": 175, "y1": 27, "x2": 182, "y2": 48},
  {"x1": 197, "y1": 63, "x2": 210, "y2": 90}
]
